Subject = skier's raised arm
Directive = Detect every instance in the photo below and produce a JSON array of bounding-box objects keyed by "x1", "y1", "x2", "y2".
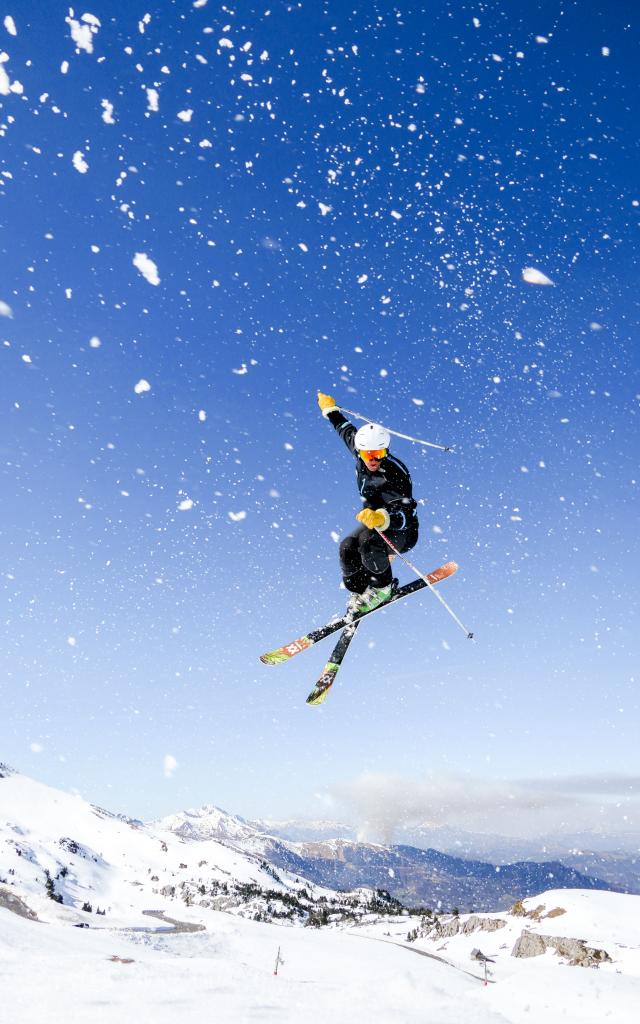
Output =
[{"x1": 317, "y1": 391, "x2": 358, "y2": 454}]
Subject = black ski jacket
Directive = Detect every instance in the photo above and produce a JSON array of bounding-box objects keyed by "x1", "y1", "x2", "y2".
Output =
[{"x1": 325, "y1": 410, "x2": 418, "y2": 531}]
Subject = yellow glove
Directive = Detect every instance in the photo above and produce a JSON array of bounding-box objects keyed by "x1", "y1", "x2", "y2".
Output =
[
  {"x1": 356, "y1": 508, "x2": 391, "y2": 530},
  {"x1": 317, "y1": 391, "x2": 338, "y2": 417}
]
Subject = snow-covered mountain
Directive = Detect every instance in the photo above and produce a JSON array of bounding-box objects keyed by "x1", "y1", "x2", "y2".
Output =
[
  {"x1": 2, "y1": 764, "x2": 640, "y2": 1024},
  {"x1": 156, "y1": 804, "x2": 266, "y2": 845},
  {"x1": 0, "y1": 763, "x2": 374, "y2": 929}
]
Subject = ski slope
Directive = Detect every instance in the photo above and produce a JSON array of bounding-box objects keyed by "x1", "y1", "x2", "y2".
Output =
[{"x1": 2, "y1": 890, "x2": 640, "y2": 1024}]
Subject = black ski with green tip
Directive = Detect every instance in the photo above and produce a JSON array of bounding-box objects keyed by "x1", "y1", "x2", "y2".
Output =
[{"x1": 305, "y1": 620, "x2": 361, "y2": 706}]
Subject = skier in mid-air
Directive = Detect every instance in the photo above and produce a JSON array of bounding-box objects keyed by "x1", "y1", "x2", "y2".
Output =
[
  {"x1": 317, "y1": 391, "x2": 419, "y2": 617},
  {"x1": 259, "y1": 397, "x2": 463, "y2": 699}
]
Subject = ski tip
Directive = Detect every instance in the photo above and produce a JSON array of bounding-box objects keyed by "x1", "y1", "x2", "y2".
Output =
[
  {"x1": 306, "y1": 688, "x2": 330, "y2": 706},
  {"x1": 260, "y1": 651, "x2": 286, "y2": 665},
  {"x1": 259, "y1": 636, "x2": 313, "y2": 665},
  {"x1": 306, "y1": 665, "x2": 338, "y2": 705}
]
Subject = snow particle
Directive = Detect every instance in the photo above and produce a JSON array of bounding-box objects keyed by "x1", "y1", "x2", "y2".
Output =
[
  {"x1": 522, "y1": 266, "x2": 555, "y2": 286},
  {"x1": 65, "y1": 12, "x2": 101, "y2": 55},
  {"x1": 163, "y1": 754, "x2": 178, "y2": 778},
  {"x1": 134, "y1": 378, "x2": 151, "y2": 394},
  {"x1": 101, "y1": 99, "x2": 115, "y2": 124},
  {"x1": 177, "y1": 498, "x2": 194, "y2": 511},
  {"x1": 0, "y1": 60, "x2": 11, "y2": 96},
  {"x1": 0, "y1": 299, "x2": 13, "y2": 317},
  {"x1": 72, "y1": 151, "x2": 89, "y2": 174},
  {"x1": 133, "y1": 252, "x2": 160, "y2": 286},
  {"x1": 228, "y1": 510, "x2": 247, "y2": 522},
  {"x1": 4, "y1": 16, "x2": 17, "y2": 36}
]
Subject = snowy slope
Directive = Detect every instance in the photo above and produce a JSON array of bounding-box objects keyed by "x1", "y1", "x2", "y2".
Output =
[
  {"x1": 2, "y1": 885, "x2": 640, "y2": 1024},
  {"x1": 0, "y1": 765, "x2": 337, "y2": 927},
  {"x1": 360, "y1": 889, "x2": 640, "y2": 971},
  {"x1": 0, "y1": 903, "x2": 500, "y2": 1024}
]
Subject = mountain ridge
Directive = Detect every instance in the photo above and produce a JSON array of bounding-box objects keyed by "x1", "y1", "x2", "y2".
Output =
[{"x1": 151, "y1": 802, "x2": 628, "y2": 912}]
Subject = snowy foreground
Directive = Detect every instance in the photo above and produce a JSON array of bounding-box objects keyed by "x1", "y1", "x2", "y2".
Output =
[
  {"x1": 1, "y1": 767, "x2": 639, "y2": 1022},
  {"x1": 2, "y1": 891, "x2": 640, "y2": 1024}
]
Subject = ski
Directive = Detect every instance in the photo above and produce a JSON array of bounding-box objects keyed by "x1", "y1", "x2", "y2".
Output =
[
  {"x1": 260, "y1": 561, "x2": 458, "y2": 666},
  {"x1": 305, "y1": 620, "x2": 361, "y2": 706}
]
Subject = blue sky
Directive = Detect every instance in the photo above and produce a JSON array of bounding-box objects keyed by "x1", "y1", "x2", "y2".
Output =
[{"x1": 1, "y1": 1, "x2": 638, "y2": 829}]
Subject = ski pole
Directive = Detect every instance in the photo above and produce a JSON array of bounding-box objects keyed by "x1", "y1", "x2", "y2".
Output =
[
  {"x1": 377, "y1": 530, "x2": 474, "y2": 639},
  {"x1": 338, "y1": 406, "x2": 454, "y2": 452}
]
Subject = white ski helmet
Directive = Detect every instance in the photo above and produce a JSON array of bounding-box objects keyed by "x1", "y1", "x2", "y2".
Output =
[{"x1": 354, "y1": 422, "x2": 391, "y2": 451}]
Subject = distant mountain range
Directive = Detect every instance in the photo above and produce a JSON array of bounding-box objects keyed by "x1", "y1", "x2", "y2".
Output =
[
  {"x1": 157, "y1": 806, "x2": 634, "y2": 912},
  {"x1": 248, "y1": 816, "x2": 640, "y2": 895}
]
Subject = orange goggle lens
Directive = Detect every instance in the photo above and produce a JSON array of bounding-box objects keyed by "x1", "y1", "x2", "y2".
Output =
[{"x1": 359, "y1": 449, "x2": 387, "y2": 461}]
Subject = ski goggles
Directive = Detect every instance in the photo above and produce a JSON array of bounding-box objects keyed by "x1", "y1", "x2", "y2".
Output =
[{"x1": 359, "y1": 448, "x2": 387, "y2": 461}]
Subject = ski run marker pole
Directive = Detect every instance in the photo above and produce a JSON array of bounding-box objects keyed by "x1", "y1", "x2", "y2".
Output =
[
  {"x1": 274, "y1": 946, "x2": 284, "y2": 975},
  {"x1": 377, "y1": 530, "x2": 474, "y2": 640},
  {"x1": 338, "y1": 405, "x2": 454, "y2": 452}
]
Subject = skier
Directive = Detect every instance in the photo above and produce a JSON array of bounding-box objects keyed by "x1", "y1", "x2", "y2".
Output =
[{"x1": 317, "y1": 391, "x2": 419, "y2": 616}]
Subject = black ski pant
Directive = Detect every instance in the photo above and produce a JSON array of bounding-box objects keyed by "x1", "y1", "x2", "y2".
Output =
[{"x1": 339, "y1": 521, "x2": 419, "y2": 593}]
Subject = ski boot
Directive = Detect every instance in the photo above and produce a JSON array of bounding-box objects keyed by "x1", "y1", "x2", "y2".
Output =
[{"x1": 346, "y1": 579, "x2": 398, "y2": 621}]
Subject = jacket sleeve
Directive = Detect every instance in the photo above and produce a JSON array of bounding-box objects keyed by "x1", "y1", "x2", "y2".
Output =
[
  {"x1": 383, "y1": 463, "x2": 418, "y2": 530},
  {"x1": 387, "y1": 498, "x2": 417, "y2": 531},
  {"x1": 324, "y1": 409, "x2": 358, "y2": 456}
]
